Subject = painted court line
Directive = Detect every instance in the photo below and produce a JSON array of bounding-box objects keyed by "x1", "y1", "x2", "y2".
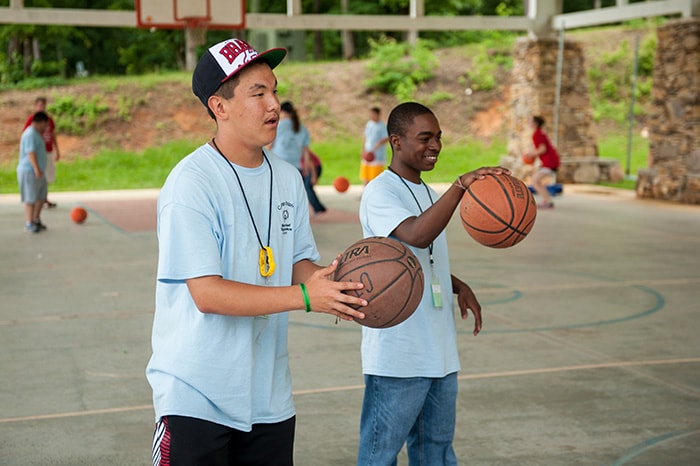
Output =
[
  {"x1": 3, "y1": 278, "x2": 695, "y2": 327},
  {"x1": 609, "y1": 425, "x2": 700, "y2": 466},
  {"x1": 477, "y1": 277, "x2": 700, "y2": 294},
  {"x1": 2, "y1": 357, "x2": 698, "y2": 425}
]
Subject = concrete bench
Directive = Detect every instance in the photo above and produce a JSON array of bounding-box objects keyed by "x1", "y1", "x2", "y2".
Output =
[{"x1": 556, "y1": 157, "x2": 624, "y2": 184}]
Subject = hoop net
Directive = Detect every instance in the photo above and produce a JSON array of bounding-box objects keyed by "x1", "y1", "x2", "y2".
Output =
[{"x1": 184, "y1": 17, "x2": 208, "y2": 44}]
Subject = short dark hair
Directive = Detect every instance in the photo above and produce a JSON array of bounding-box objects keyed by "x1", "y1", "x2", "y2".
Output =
[
  {"x1": 533, "y1": 115, "x2": 545, "y2": 128},
  {"x1": 32, "y1": 111, "x2": 49, "y2": 123},
  {"x1": 207, "y1": 60, "x2": 268, "y2": 120},
  {"x1": 207, "y1": 69, "x2": 243, "y2": 119},
  {"x1": 387, "y1": 102, "x2": 434, "y2": 138}
]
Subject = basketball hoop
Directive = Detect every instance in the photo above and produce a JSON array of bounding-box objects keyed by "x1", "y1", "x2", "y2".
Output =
[
  {"x1": 182, "y1": 17, "x2": 208, "y2": 70},
  {"x1": 183, "y1": 16, "x2": 209, "y2": 46},
  {"x1": 135, "y1": 0, "x2": 245, "y2": 70},
  {"x1": 136, "y1": 0, "x2": 245, "y2": 30},
  {"x1": 183, "y1": 16, "x2": 209, "y2": 29}
]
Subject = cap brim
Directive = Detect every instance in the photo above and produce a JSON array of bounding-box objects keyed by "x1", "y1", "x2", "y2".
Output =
[
  {"x1": 258, "y1": 48, "x2": 287, "y2": 70},
  {"x1": 219, "y1": 47, "x2": 287, "y2": 87}
]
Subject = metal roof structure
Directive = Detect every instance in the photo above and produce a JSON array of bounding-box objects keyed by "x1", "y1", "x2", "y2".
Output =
[{"x1": 1, "y1": 0, "x2": 698, "y2": 37}]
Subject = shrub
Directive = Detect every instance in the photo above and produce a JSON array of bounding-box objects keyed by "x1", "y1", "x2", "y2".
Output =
[
  {"x1": 467, "y1": 48, "x2": 499, "y2": 91},
  {"x1": 364, "y1": 36, "x2": 438, "y2": 100},
  {"x1": 637, "y1": 34, "x2": 657, "y2": 77},
  {"x1": 30, "y1": 60, "x2": 65, "y2": 78},
  {"x1": 49, "y1": 95, "x2": 109, "y2": 135}
]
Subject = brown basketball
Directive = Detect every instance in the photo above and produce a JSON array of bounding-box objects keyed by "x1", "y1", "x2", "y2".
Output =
[
  {"x1": 460, "y1": 173, "x2": 537, "y2": 248},
  {"x1": 334, "y1": 237, "x2": 424, "y2": 328}
]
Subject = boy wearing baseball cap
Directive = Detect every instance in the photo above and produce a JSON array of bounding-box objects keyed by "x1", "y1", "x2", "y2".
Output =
[{"x1": 147, "y1": 38, "x2": 366, "y2": 465}]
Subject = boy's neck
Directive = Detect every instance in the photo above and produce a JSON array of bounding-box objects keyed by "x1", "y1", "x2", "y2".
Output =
[
  {"x1": 388, "y1": 164, "x2": 421, "y2": 184},
  {"x1": 211, "y1": 136, "x2": 264, "y2": 168}
]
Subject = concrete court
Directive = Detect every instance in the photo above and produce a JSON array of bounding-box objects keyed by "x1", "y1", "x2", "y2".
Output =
[{"x1": 0, "y1": 183, "x2": 699, "y2": 466}]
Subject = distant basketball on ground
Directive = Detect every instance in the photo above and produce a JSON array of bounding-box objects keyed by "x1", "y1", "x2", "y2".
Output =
[
  {"x1": 362, "y1": 151, "x2": 375, "y2": 162},
  {"x1": 522, "y1": 153, "x2": 536, "y2": 165},
  {"x1": 334, "y1": 236, "x2": 424, "y2": 328},
  {"x1": 333, "y1": 176, "x2": 350, "y2": 193},
  {"x1": 70, "y1": 207, "x2": 88, "y2": 224},
  {"x1": 460, "y1": 174, "x2": 537, "y2": 248}
]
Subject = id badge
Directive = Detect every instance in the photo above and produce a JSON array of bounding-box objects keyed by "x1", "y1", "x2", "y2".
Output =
[{"x1": 431, "y1": 274, "x2": 443, "y2": 309}]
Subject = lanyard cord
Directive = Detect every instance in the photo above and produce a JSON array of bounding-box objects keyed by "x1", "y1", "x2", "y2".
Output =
[
  {"x1": 387, "y1": 167, "x2": 435, "y2": 265},
  {"x1": 211, "y1": 138, "x2": 273, "y2": 260}
]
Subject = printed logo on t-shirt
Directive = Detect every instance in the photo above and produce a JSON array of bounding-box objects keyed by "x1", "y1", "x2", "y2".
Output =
[{"x1": 278, "y1": 201, "x2": 294, "y2": 234}]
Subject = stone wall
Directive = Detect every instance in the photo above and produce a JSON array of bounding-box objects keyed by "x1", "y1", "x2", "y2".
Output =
[
  {"x1": 636, "y1": 18, "x2": 700, "y2": 204},
  {"x1": 505, "y1": 37, "x2": 604, "y2": 184}
]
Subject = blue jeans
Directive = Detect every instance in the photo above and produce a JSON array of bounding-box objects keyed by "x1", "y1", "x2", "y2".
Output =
[
  {"x1": 357, "y1": 373, "x2": 458, "y2": 466},
  {"x1": 303, "y1": 170, "x2": 326, "y2": 214}
]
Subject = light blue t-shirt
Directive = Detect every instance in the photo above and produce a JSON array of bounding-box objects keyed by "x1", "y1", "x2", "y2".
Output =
[
  {"x1": 16, "y1": 126, "x2": 47, "y2": 173},
  {"x1": 271, "y1": 118, "x2": 310, "y2": 170},
  {"x1": 359, "y1": 170, "x2": 460, "y2": 378},
  {"x1": 146, "y1": 143, "x2": 320, "y2": 431},
  {"x1": 363, "y1": 120, "x2": 389, "y2": 164}
]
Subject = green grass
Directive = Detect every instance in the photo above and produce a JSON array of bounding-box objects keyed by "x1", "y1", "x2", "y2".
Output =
[
  {"x1": 0, "y1": 138, "x2": 508, "y2": 193},
  {"x1": 0, "y1": 130, "x2": 650, "y2": 194},
  {"x1": 0, "y1": 140, "x2": 198, "y2": 193},
  {"x1": 597, "y1": 131, "x2": 649, "y2": 176},
  {"x1": 312, "y1": 136, "x2": 507, "y2": 186}
]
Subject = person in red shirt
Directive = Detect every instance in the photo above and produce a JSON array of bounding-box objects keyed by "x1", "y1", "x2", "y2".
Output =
[
  {"x1": 24, "y1": 97, "x2": 61, "y2": 209},
  {"x1": 524, "y1": 115, "x2": 560, "y2": 209}
]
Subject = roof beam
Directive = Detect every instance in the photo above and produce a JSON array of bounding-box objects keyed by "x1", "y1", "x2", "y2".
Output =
[
  {"x1": 245, "y1": 14, "x2": 531, "y2": 31},
  {"x1": 0, "y1": 7, "x2": 135, "y2": 27},
  {"x1": 1, "y1": 1, "x2": 697, "y2": 31},
  {"x1": 552, "y1": 0, "x2": 698, "y2": 29},
  {"x1": 0, "y1": 9, "x2": 531, "y2": 31}
]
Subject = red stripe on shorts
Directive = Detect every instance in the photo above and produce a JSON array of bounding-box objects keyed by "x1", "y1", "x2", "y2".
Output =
[{"x1": 152, "y1": 417, "x2": 171, "y2": 466}]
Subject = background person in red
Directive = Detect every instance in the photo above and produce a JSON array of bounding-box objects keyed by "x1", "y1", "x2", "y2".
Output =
[
  {"x1": 524, "y1": 115, "x2": 560, "y2": 209},
  {"x1": 24, "y1": 97, "x2": 60, "y2": 209}
]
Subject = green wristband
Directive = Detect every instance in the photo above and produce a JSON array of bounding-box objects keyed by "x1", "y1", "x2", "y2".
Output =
[{"x1": 299, "y1": 283, "x2": 312, "y2": 313}]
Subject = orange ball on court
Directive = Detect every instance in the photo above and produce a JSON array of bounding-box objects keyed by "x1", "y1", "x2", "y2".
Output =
[
  {"x1": 333, "y1": 176, "x2": 350, "y2": 193},
  {"x1": 70, "y1": 207, "x2": 88, "y2": 224}
]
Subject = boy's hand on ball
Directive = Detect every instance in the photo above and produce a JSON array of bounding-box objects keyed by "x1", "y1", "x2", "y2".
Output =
[
  {"x1": 459, "y1": 166, "x2": 511, "y2": 187},
  {"x1": 306, "y1": 257, "x2": 367, "y2": 321}
]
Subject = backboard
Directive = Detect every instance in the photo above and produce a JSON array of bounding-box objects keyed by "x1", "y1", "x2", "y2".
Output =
[{"x1": 136, "y1": 0, "x2": 245, "y2": 29}]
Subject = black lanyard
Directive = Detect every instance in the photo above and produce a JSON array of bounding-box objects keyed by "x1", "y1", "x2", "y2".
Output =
[
  {"x1": 387, "y1": 167, "x2": 435, "y2": 266},
  {"x1": 211, "y1": 138, "x2": 275, "y2": 277}
]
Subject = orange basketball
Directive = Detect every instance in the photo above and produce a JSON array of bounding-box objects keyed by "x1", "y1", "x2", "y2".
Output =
[
  {"x1": 334, "y1": 237, "x2": 424, "y2": 328},
  {"x1": 362, "y1": 151, "x2": 375, "y2": 162},
  {"x1": 460, "y1": 174, "x2": 537, "y2": 248},
  {"x1": 333, "y1": 176, "x2": 350, "y2": 193},
  {"x1": 522, "y1": 153, "x2": 536, "y2": 165},
  {"x1": 70, "y1": 207, "x2": 88, "y2": 224}
]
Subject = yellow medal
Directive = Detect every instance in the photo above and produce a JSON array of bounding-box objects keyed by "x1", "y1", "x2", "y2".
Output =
[{"x1": 259, "y1": 246, "x2": 276, "y2": 277}]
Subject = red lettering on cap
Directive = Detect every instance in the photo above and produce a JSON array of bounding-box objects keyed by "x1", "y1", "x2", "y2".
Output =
[{"x1": 219, "y1": 39, "x2": 251, "y2": 64}]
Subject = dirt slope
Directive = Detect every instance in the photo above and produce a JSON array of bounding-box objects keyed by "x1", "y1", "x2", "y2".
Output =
[{"x1": 0, "y1": 46, "x2": 511, "y2": 166}]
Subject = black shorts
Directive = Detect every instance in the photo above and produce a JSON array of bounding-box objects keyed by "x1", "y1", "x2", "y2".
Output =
[{"x1": 152, "y1": 415, "x2": 295, "y2": 466}]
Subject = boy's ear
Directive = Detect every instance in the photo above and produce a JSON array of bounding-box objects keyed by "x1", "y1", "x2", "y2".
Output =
[
  {"x1": 389, "y1": 134, "x2": 401, "y2": 151},
  {"x1": 207, "y1": 95, "x2": 228, "y2": 121}
]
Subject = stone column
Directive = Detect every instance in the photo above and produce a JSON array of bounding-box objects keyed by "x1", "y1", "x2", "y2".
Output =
[
  {"x1": 636, "y1": 18, "x2": 700, "y2": 204},
  {"x1": 506, "y1": 37, "x2": 599, "y2": 184}
]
